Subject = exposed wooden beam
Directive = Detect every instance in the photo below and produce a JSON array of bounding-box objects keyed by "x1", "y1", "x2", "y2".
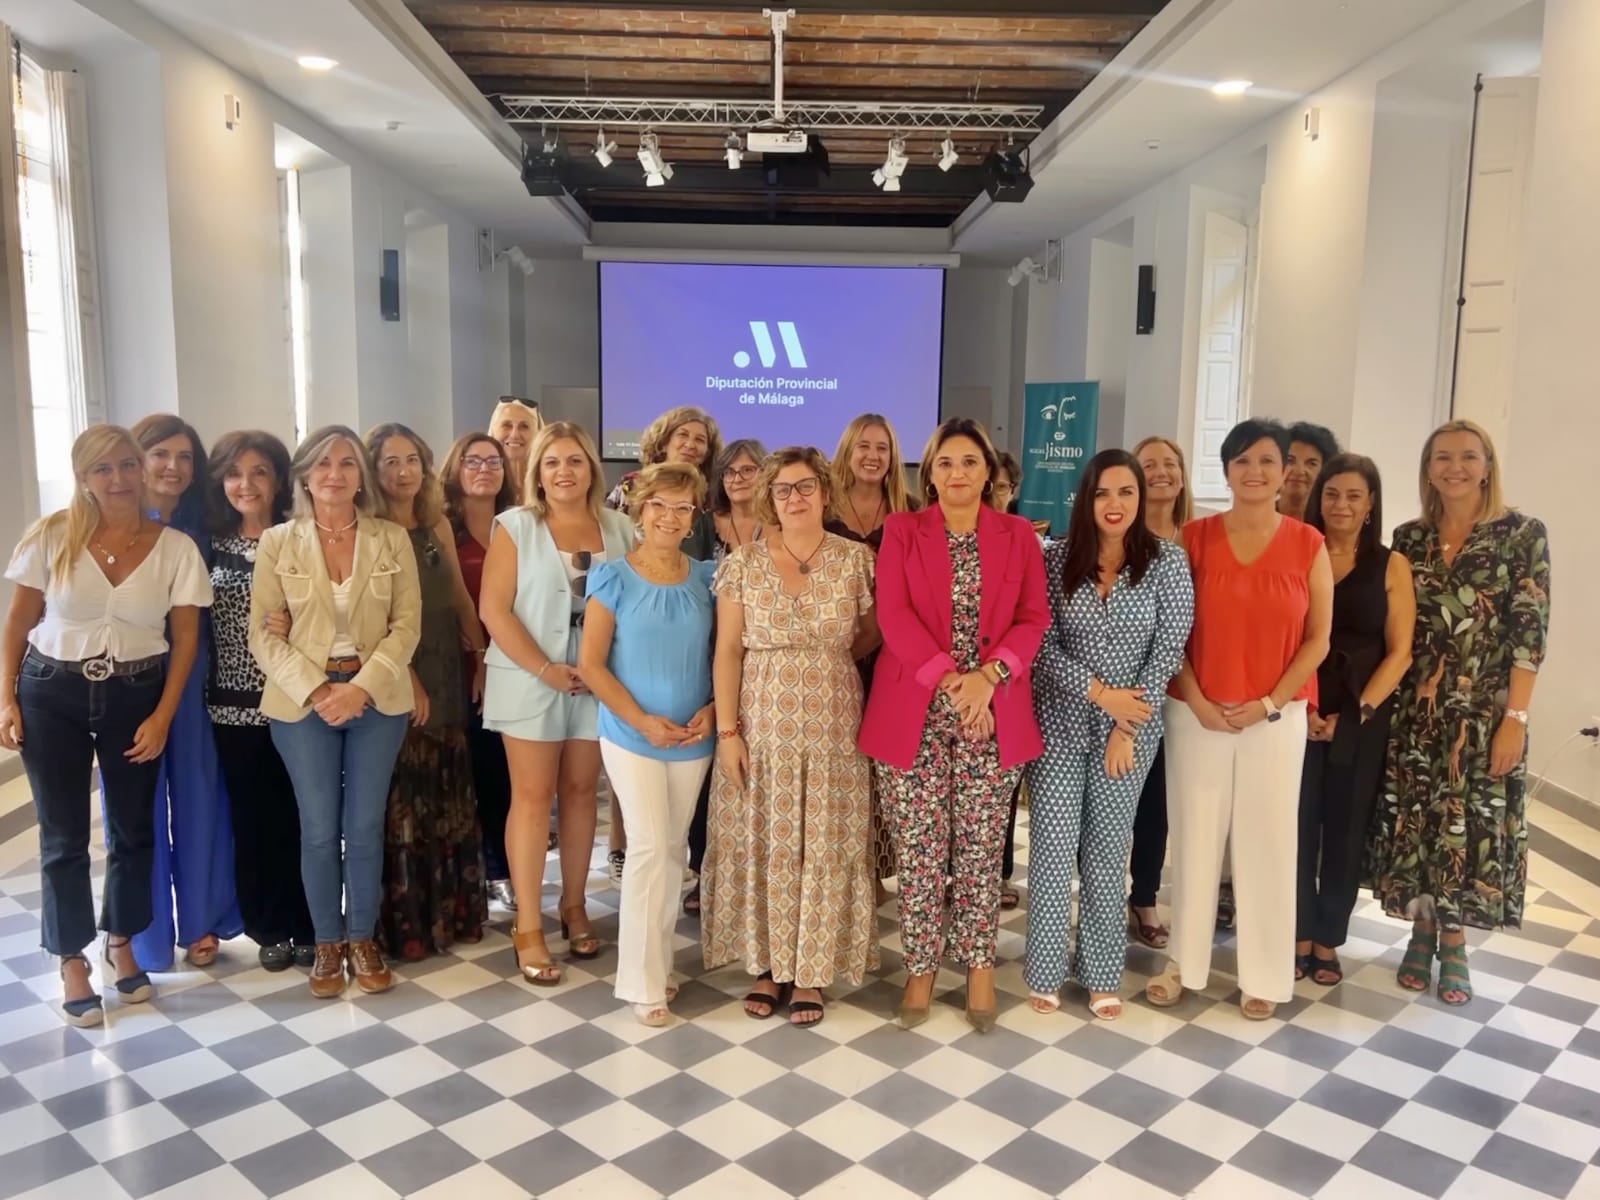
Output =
[
  {"x1": 424, "y1": 21, "x2": 1125, "y2": 53},
  {"x1": 455, "y1": 50, "x2": 1093, "y2": 81},
  {"x1": 412, "y1": 0, "x2": 1165, "y2": 16},
  {"x1": 471, "y1": 73, "x2": 1064, "y2": 105}
]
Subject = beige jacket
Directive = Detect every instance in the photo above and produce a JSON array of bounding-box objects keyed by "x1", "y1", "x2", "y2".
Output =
[{"x1": 248, "y1": 516, "x2": 422, "y2": 721}]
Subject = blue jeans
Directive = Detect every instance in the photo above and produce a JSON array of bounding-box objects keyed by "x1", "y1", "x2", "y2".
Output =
[
  {"x1": 270, "y1": 704, "x2": 408, "y2": 944},
  {"x1": 18, "y1": 651, "x2": 165, "y2": 956}
]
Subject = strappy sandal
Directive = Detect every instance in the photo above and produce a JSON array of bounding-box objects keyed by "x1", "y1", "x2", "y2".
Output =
[
  {"x1": 1088, "y1": 993, "x2": 1123, "y2": 1021},
  {"x1": 59, "y1": 955, "x2": 103, "y2": 1027},
  {"x1": 1437, "y1": 937, "x2": 1472, "y2": 1006},
  {"x1": 512, "y1": 927, "x2": 562, "y2": 987},
  {"x1": 1294, "y1": 952, "x2": 1314, "y2": 981},
  {"x1": 1128, "y1": 904, "x2": 1170, "y2": 949},
  {"x1": 559, "y1": 904, "x2": 601, "y2": 960},
  {"x1": 1241, "y1": 996, "x2": 1277, "y2": 1021},
  {"x1": 743, "y1": 973, "x2": 787, "y2": 1020},
  {"x1": 1310, "y1": 950, "x2": 1343, "y2": 987},
  {"x1": 103, "y1": 936, "x2": 154, "y2": 1004},
  {"x1": 789, "y1": 988, "x2": 825, "y2": 1027},
  {"x1": 682, "y1": 884, "x2": 701, "y2": 916},
  {"x1": 1146, "y1": 961, "x2": 1184, "y2": 1008},
  {"x1": 1029, "y1": 991, "x2": 1061, "y2": 1015},
  {"x1": 185, "y1": 934, "x2": 220, "y2": 968},
  {"x1": 1397, "y1": 929, "x2": 1436, "y2": 993},
  {"x1": 1215, "y1": 883, "x2": 1236, "y2": 930},
  {"x1": 632, "y1": 1003, "x2": 670, "y2": 1027},
  {"x1": 1000, "y1": 884, "x2": 1020, "y2": 911}
]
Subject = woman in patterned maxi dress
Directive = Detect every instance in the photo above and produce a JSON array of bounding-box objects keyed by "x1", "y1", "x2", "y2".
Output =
[
  {"x1": 1370, "y1": 420, "x2": 1550, "y2": 1006},
  {"x1": 702, "y1": 448, "x2": 878, "y2": 1027}
]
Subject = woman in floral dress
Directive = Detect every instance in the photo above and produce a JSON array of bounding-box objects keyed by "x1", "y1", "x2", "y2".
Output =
[
  {"x1": 1371, "y1": 420, "x2": 1550, "y2": 1006},
  {"x1": 703, "y1": 447, "x2": 879, "y2": 1027}
]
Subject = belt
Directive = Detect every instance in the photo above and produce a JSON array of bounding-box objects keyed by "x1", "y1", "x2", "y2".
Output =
[
  {"x1": 34, "y1": 650, "x2": 164, "y2": 682},
  {"x1": 326, "y1": 656, "x2": 363, "y2": 673}
]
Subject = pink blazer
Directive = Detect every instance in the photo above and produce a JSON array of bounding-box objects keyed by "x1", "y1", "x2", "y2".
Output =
[{"x1": 858, "y1": 503, "x2": 1049, "y2": 771}]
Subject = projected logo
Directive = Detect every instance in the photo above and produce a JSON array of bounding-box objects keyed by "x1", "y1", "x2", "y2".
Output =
[{"x1": 733, "y1": 321, "x2": 809, "y2": 370}]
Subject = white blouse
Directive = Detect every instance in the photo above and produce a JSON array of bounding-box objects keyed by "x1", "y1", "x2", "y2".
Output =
[{"x1": 5, "y1": 525, "x2": 213, "y2": 663}]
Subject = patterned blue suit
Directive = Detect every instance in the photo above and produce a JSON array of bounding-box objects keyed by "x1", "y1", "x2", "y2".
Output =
[{"x1": 1024, "y1": 539, "x2": 1193, "y2": 995}]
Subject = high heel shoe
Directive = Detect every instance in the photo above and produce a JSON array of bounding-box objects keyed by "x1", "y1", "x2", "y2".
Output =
[
  {"x1": 512, "y1": 927, "x2": 562, "y2": 987},
  {"x1": 559, "y1": 904, "x2": 601, "y2": 960},
  {"x1": 102, "y1": 936, "x2": 154, "y2": 1004},
  {"x1": 59, "y1": 955, "x2": 103, "y2": 1027},
  {"x1": 964, "y1": 1006, "x2": 998, "y2": 1034},
  {"x1": 897, "y1": 1000, "x2": 930, "y2": 1030}
]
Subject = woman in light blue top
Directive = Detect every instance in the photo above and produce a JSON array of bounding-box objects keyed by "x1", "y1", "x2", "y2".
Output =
[
  {"x1": 579, "y1": 463, "x2": 717, "y2": 1025},
  {"x1": 1024, "y1": 449, "x2": 1193, "y2": 1021},
  {"x1": 480, "y1": 422, "x2": 634, "y2": 986}
]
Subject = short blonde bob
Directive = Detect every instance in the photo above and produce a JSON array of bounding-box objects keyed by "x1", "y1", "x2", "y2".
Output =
[{"x1": 627, "y1": 461, "x2": 707, "y2": 522}]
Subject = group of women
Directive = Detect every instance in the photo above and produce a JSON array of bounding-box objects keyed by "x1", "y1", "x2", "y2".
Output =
[{"x1": 0, "y1": 395, "x2": 1550, "y2": 1035}]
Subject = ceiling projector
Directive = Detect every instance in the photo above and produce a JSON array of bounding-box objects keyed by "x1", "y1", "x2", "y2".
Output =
[{"x1": 746, "y1": 129, "x2": 810, "y2": 154}]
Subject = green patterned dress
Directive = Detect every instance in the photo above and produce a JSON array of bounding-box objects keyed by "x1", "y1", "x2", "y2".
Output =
[{"x1": 1369, "y1": 512, "x2": 1550, "y2": 930}]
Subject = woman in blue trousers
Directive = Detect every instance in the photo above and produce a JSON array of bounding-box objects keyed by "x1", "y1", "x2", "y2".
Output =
[
  {"x1": 1023, "y1": 449, "x2": 1192, "y2": 1020},
  {"x1": 128, "y1": 414, "x2": 242, "y2": 971}
]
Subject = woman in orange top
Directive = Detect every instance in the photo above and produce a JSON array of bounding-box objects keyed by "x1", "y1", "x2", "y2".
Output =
[{"x1": 1146, "y1": 418, "x2": 1332, "y2": 1020}]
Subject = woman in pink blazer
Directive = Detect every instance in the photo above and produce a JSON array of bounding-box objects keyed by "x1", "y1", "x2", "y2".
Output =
[{"x1": 859, "y1": 418, "x2": 1048, "y2": 1033}]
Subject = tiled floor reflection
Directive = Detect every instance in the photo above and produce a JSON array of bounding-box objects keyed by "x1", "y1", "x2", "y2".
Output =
[{"x1": 0, "y1": 773, "x2": 1597, "y2": 1198}]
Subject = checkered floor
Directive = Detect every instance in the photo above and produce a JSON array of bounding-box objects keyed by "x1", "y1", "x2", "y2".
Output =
[{"x1": 0, "y1": 783, "x2": 1598, "y2": 1200}]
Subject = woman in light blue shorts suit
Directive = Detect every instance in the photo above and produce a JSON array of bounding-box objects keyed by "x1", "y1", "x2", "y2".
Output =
[{"x1": 480, "y1": 422, "x2": 634, "y2": 986}]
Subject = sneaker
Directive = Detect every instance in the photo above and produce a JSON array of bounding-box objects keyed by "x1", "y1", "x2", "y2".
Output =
[
  {"x1": 348, "y1": 939, "x2": 393, "y2": 995},
  {"x1": 608, "y1": 849, "x2": 626, "y2": 886},
  {"x1": 309, "y1": 942, "x2": 347, "y2": 999},
  {"x1": 489, "y1": 879, "x2": 518, "y2": 911}
]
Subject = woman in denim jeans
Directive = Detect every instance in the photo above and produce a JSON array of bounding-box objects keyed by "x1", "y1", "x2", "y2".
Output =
[
  {"x1": 0, "y1": 425, "x2": 212, "y2": 1027},
  {"x1": 249, "y1": 426, "x2": 421, "y2": 1000}
]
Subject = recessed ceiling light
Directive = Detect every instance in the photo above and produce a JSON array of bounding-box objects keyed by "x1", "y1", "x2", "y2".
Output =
[
  {"x1": 297, "y1": 55, "x2": 338, "y2": 72},
  {"x1": 1212, "y1": 79, "x2": 1253, "y2": 96}
]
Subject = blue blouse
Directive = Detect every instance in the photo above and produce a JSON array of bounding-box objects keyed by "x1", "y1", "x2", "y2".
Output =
[
  {"x1": 1032, "y1": 538, "x2": 1195, "y2": 754},
  {"x1": 588, "y1": 557, "x2": 717, "y2": 761}
]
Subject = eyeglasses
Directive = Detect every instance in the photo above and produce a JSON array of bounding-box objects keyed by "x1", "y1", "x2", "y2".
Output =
[
  {"x1": 723, "y1": 465, "x2": 759, "y2": 482},
  {"x1": 771, "y1": 478, "x2": 820, "y2": 502},
  {"x1": 462, "y1": 455, "x2": 503, "y2": 472},
  {"x1": 643, "y1": 499, "x2": 697, "y2": 518}
]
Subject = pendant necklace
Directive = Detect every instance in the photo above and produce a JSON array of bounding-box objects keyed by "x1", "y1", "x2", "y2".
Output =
[
  {"x1": 93, "y1": 519, "x2": 145, "y2": 566},
  {"x1": 788, "y1": 535, "x2": 825, "y2": 575},
  {"x1": 848, "y1": 492, "x2": 884, "y2": 540},
  {"x1": 315, "y1": 516, "x2": 358, "y2": 545}
]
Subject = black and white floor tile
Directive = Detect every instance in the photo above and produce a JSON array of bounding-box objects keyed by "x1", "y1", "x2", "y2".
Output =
[{"x1": 0, "y1": 770, "x2": 1597, "y2": 1199}]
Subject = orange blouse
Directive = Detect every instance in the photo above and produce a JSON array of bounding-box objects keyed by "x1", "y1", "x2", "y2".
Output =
[{"x1": 1181, "y1": 514, "x2": 1323, "y2": 707}]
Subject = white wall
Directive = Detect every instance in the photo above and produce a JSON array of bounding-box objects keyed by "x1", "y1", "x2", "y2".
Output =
[
  {"x1": 1506, "y1": 0, "x2": 1600, "y2": 802},
  {"x1": 1085, "y1": 238, "x2": 1134, "y2": 451},
  {"x1": 404, "y1": 221, "x2": 452, "y2": 451},
  {"x1": 298, "y1": 163, "x2": 359, "y2": 433}
]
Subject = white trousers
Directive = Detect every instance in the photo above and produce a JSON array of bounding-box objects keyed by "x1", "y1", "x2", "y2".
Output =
[
  {"x1": 600, "y1": 740, "x2": 712, "y2": 1006},
  {"x1": 1164, "y1": 698, "x2": 1307, "y2": 1003}
]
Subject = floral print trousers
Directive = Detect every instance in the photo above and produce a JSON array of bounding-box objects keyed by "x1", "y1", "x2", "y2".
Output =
[{"x1": 876, "y1": 704, "x2": 1021, "y2": 977}]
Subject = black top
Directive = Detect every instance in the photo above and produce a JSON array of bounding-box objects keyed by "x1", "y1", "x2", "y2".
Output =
[{"x1": 1319, "y1": 544, "x2": 1389, "y2": 716}]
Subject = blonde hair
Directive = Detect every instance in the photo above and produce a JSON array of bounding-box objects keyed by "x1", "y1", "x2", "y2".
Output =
[
  {"x1": 831, "y1": 414, "x2": 911, "y2": 516},
  {"x1": 1132, "y1": 435, "x2": 1194, "y2": 528},
  {"x1": 1419, "y1": 418, "x2": 1507, "y2": 528},
  {"x1": 754, "y1": 446, "x2": 834, "y2": 526},
  {"x1": 489, "y1": 398, "x2": 543, "y2": 448},
  {"x1": 21, "y1": 424, "x2": 145, "y2": 583},
  {"x1": 627, "y1": 461, "x2": 707, "y2": 522},
  {"x1": 364, "y1": 422, "x2": 443, "y2": 528},
  {"x1": 523, "y1": 421, "x2": 606, "y2": 519},
  {"x1": 289, "y1": 426, "x2": 382, "y2": 520},
  {"x1": 638, "y1": 406, "x2": 723, "y2": 476}
]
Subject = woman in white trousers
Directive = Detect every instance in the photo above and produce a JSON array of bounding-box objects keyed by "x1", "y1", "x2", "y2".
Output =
[
  {"x1": 1147, "y1": 419, "x2": 1332, "y2": 1019},
  {"x1": 578, "y1": 464, "x2": 718, "y2": 1025}
]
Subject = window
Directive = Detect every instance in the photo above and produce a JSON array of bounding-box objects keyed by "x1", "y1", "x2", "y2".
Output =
[
  {"x1": 10, "y1": 42, "x2": 104, "y2": 513},
  {"x1": 282, "y1": 167, "x2": 309, "y2": 443}
]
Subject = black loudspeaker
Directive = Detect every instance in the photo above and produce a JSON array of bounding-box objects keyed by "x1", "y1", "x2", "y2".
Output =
[
  {"x1": 982, "y1": 147, "x2": 1033, "y2": 204},
  {"x1": 1136, "y1": 264, "x2": 1156, "y2": 334},
  {"x1": 380, "y1": 249, "x2": 400, "y2": 322}
]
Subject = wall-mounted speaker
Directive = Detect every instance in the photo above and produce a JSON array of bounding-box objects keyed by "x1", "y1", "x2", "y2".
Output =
[
  {"x1": 1136, "y1": 264, "x2": 1156, "y2": 335},
  {"x1": 380, "y1": 249, "x2": 400, "y2": 322}
]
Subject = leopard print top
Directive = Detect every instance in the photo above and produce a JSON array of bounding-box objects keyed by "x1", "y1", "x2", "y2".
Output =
[{"x1": 207, "y1": 533, "x2": 266, "y2": 726}]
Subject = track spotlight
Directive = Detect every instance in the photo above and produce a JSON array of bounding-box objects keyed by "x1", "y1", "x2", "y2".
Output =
[
  {"x1": 872, "y1": 135, "x2": 909, "y2": 193},
  {"x1": 724, "y1": 131, "x2": 744, "y2": 170},
  {"x1": 593, "y1": 130, "x2": 615, "y2": 168},
  {"x1": 637, "y1": 131, "x2": 673, "y2": 187},
  {"x1": 1007, "y1": 257, "x2": 1038, "y2": 287},
  {"x1": 938, "y1": 137, "x2": 959, "y2": 172}
]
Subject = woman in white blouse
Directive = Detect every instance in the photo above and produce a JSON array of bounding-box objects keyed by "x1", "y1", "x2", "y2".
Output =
[{"x1": 0, "y1": 425, "x2": 212, "y2": 1027}]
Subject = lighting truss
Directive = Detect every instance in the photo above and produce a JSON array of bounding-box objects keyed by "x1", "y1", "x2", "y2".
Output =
[{"x1": 496, "y1": 95, "x2": 1044, "y2": 136}]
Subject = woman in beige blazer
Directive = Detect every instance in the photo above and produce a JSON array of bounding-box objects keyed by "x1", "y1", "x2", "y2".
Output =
[{"x1": 249, "y1": 425, "x2": 420, "y2": 1001}]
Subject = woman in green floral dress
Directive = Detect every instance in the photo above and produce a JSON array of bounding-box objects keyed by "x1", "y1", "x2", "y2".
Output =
[{"x1": 1370, "y1": 420, "x2": 1550, "y2": 1006}]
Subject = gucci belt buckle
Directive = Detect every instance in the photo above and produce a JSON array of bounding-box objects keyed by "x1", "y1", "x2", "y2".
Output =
[{"x1": 81, "y1": 656, "x2": 114, "y2": 682}]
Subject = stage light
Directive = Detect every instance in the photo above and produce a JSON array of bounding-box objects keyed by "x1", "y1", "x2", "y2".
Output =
[
  {"x1": 873, "y1": 135, "x2": 908, "y2": 192},
  {"x1": 593, "y1": 131, "x2": 616, "y2": 168},
  {"x1": 938, "y1": 137, "x2": 959, "y2": 172},
  {"x1": 637, "y1": 131, "x2": 673, "y2": 187},
  {"x1": 724, "y1": 131, "x2": 744, "y2": 169}
]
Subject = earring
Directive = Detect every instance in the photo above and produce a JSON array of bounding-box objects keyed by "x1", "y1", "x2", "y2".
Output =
[
  {"x1": 1364, "y1": 514, "x2": 1371, "y2": 525},
  {"x1": 927, "y1": 485, "x2": 938, "y2": 501}
]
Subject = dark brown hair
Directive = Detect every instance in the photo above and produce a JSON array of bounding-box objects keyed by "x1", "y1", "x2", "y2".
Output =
[
  {"x1": 206, "y1": 430, "x2": 292, "y2": 535},
  {"x1": 1057, "y1": 449, "x2": 1160, "y2": 602},
  {"x1": 130, "y1": 412, "x2": 208, "y2": 533},
  {"x1": 442, "y1": 432, "x2": 517, "y2": 535},
  {"x1": 917, "y1": 417, "x2": 1001, "y2": 507},
  {"x1": 1306, "y1": 452, "x2": 1385, "y2": 561}
]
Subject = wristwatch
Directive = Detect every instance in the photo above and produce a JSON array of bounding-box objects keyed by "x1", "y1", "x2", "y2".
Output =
[
  {"x1": 1504, "y1": 707, "x2": 1529, "y2": 725},
  {"x1": 1261, "y1": 695, "x2": 1282, "y2": 723},
  {"x1": 986, "y1": 659, "x2": 1012, "y2": 686}
]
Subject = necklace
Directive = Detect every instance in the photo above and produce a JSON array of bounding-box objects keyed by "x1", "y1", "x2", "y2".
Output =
[
  {"x1": 631, "y1": 550, "x2": 684, "y2": 582},
  {"x1": 784, "y1": 534, "x2": 826, "y2": 575},
  {"x1": 726, "y1": 513, "x2": 760, "y2": 547},
  {"x1": 93, "y1": 519, "x2": 145, "y2": 566},
  {"x1": 315, "y1": 515, "x2": 358, "y2": 545},
  {"x1": 847, "y1": 490, "x2": 884, "y2": 539}
]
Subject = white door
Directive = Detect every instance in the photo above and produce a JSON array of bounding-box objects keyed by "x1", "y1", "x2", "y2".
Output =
[
  {"x1": 1191, "y1": 211, "x2": 1248, "y2": 500},
  {"x1": 1452, "y1": 76, "x2": 1538, "y2": 459}
]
